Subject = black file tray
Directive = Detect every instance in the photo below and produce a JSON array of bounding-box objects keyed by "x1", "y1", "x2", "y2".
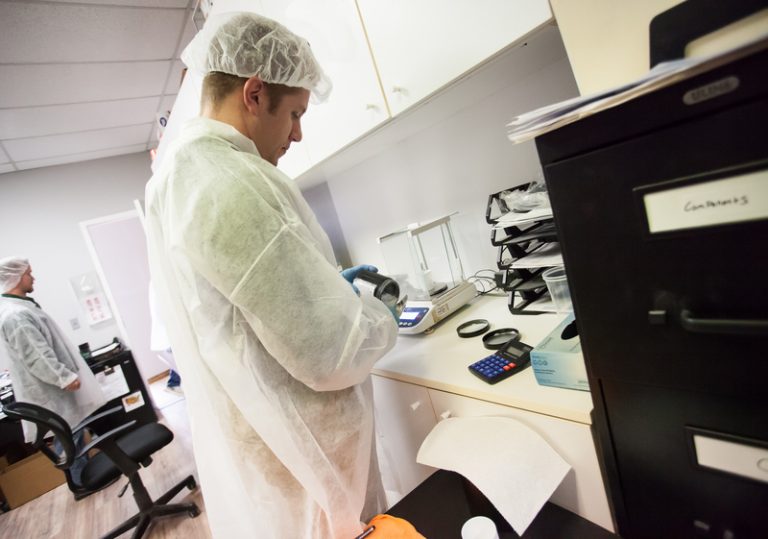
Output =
[
  {"x1": 486, "y1": 184, "x2": 558, "y2": 314},
  {"x1": 498, "y1": 268, "x2": 549, "y2": 315}
]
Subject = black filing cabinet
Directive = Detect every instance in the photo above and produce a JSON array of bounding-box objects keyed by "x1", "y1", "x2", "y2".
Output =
[
  {"x1": 536, "y1": 43, "x2": 768, "y2": 538},
  {"x1": 88, "y1": 349, "x2": 157, "y2": 434}
]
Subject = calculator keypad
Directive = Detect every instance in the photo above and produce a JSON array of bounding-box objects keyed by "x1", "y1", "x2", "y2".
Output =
[{"x1": 468, "y1": 354, "x2": 523, "y2": 384}]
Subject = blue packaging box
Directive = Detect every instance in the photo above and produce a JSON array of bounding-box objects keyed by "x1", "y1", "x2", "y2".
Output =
[{"x1": 530, "y1": 313, "x2": 590, "y2": 392}]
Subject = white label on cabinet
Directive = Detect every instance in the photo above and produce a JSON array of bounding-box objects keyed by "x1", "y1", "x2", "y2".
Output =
[
  {"x1": 693, "y1": 434, "x2": 768, "y2": 483},
  {"x1": 643, "y1": 169, "x2": 768, "y2": 233}
]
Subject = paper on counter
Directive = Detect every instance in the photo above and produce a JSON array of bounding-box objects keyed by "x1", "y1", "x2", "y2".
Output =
[
  {"x1": 510, "y1": 242, "x2": 563, "y2": 269},
  {"x1": 492, "y1": 207, "x2": 553, "y2": 229},
  {"x1": 416, "y1": 416, "x2": 571, "y2": 535}
]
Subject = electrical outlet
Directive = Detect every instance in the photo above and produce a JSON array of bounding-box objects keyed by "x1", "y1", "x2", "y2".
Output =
[{"x1": 69, "y1": 318, "x2": 80, "y2": 330}]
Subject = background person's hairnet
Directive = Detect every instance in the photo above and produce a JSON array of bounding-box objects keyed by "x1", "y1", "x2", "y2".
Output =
[
  {"x1": 181, "y1": 11, "x2": 332, "y2": 103},
  {"x1": 0, "y1": 256, "x2": 30, "y2": 293}
]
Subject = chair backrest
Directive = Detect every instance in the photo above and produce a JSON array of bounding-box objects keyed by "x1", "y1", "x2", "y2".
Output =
[{"x1": 1, "y1": 401, "x2": 75, "y2": 470}]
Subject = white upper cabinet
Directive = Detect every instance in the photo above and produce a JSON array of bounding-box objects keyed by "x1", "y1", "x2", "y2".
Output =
[
  {"x1": 165, "y1": 1, "x2": 553, "y2": 178},
  {"x1": 260, "y1": 1, "x2": 388, "y2": 166},
  {"x1": 356, "y1": 0, "x2": 553, "y2": 115}
]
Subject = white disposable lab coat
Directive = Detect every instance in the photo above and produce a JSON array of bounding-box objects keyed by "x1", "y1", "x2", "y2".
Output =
[
  {"x1": 144, "y1": 117, "x2": 398, "y2": 538},
  {"x1": 0, "y1": 296, "x2": 106, "y2": 441}
]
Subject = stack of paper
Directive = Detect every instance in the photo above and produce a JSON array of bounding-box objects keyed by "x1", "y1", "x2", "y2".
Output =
[
  {"x1": 511, "y1": 242, "x2": 563, "y2": 269},
  {"x1": 91, "y1": 341, "x2": 120, "y2": 358},
  {"x1": 492, "y1": 207, "x2": 553, "y2": 229},
  {"x1": 507, "y1": 36, "x2": 768, "y2": 144}
]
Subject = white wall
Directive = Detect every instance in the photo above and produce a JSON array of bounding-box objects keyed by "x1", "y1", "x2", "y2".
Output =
[
  {"x1": 0, "y1": 152, "x2": 151, "y2": 360},
  {"x1": 321, "y1": 54, "x2": 579, "y2": 279},
  {"x1": 81, "y1": 211, "x2": 167, "y2": 381},
  {"x1": 302, "y1": 181, "x2": 352, "y2": 269},
  {"x1": 550, "y1": 0, "x2": 768, "y2": 96}
]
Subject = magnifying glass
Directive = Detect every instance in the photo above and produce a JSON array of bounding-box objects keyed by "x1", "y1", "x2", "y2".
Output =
[
  {"x1": 482, "y1": 328, "x2": 520, "y2": 350},
  {"x1": 456, "y1": 319, "x2": 490, "y2": 338}
]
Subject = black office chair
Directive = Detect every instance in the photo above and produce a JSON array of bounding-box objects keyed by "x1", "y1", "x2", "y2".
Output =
[{"x1": 1, "y1": 401, "x2": 200, "y2": 539}]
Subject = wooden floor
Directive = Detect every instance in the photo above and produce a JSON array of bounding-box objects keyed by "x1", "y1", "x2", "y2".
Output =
[{"x1": 0, "y1": 380, "x2": 212, "y2": 539}]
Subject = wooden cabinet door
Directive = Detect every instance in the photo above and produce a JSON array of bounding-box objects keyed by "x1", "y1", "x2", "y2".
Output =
[
  {"x1": 427, "y1": 388, "x2": 614, "y2": 532},
  {"x1": 356, "y1": 0, "x2": 552, "y2": 115},
  {"x1": 372, "y1": 375, "x2": 438, "y2": 506}
]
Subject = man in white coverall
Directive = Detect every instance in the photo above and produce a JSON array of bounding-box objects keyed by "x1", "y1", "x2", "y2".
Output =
[
  {"x1": 144, "y1": 12, "x2": 399, "y2": 538},
  {"x1": 0, "y1": 257, "x2": 106, "y2": 485}
]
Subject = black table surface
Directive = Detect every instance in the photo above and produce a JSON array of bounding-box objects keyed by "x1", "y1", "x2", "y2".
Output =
[{"x1": 386, "y1": 470, "x2": 619, "y2": 539}]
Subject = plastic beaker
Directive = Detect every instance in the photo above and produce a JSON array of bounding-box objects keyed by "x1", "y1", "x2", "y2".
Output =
[
  {"x1": 542, "y1": 266, "x2": 573, "y2": 313},
  {"x1": 461, "y1": 516, "x2": 499, "y2": 539}
]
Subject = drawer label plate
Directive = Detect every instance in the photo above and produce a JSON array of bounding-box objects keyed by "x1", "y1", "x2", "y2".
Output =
[{"x1": 642, "y1": 168, "x2": 768, "y2": 233}]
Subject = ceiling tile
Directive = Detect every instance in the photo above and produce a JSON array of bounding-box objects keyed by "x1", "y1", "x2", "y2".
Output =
[
  {"x1": 0, "y1": 97, "x2": 162, "y2": 139},
  {"x1": 12, "y1": 144, "x2": 149, "y2": 172},
  {"x1": 0, "y1": 3, "x2": 187, "y2": 63},
  {"x1": 0, "y1": 61, "x2": 173, "y2": 108},
  {"x1": 4, "y1": 124, "x2": 153, "y2": 162},
  {"x1": 45, "y1": 0, "x2": 189, "y2": 7},
  {"x1": 0, "y1": 145, "x2": 9, "y2": 162},
  {"x1": 0, "y1": 163, "x2": 17, "y2": 174}
]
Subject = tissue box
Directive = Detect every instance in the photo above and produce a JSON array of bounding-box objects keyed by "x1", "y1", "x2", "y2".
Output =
[{"x1": 530, "y1": 314, "x2": 590, "y2": 392}]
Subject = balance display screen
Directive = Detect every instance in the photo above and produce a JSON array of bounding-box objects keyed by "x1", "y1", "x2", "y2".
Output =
[{"x1": 400, "y1": 310, "x2": 420, "y2": 321}]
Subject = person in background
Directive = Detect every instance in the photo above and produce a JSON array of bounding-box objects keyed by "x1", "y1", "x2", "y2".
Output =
[
  {"x1": 166, "y1": 367, "x2": 181, "y2": 392},
  {"x1": 148, "y1": 281, "x2": 182, "y2": 396},
  {"x1": 144, "y1": 12, "x2": 399, "y2": 538},
  {"x1": 0, "y1": 256, "x2": 106, "y2": 485}
]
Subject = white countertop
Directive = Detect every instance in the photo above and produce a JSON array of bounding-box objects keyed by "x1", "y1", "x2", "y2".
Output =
[{"x1": 372, "y1": 294, "x2": 595, "y2": 424}]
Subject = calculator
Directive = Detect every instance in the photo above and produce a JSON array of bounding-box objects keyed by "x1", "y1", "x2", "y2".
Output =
[{"x1": 468, "y1": 339, "x2": 533, "y2": 384}]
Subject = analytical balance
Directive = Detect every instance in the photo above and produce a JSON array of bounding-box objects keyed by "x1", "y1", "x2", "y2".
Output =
[{"x1": 379, "y1": 215, "x2": 476, "y2": 334}]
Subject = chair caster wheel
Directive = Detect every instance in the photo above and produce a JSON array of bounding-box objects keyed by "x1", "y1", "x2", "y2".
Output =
[
  {"x1": 186, "y1": 477, "x2": 197, "y2": 490},
  {"x1": 189, "y1": 506, "x2": 201, "y2": 518}
]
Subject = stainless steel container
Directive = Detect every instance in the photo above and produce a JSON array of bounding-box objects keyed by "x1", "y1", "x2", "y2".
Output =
[{"x1": 353, "y1": 269, "x2": 400, "y2": 309}]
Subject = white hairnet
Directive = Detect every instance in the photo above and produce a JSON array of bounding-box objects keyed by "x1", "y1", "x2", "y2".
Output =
[
  {"x1": 182, "y1": 11, "x2": 332, "y2": 103},
  {"x1": 0, "y1": 256, "x2": 29, "y2": 293}
]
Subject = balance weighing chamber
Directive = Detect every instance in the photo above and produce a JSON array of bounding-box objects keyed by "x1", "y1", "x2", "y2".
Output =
[{"x1": 378, "y1": 215, "x2": 476, "y2": 334}]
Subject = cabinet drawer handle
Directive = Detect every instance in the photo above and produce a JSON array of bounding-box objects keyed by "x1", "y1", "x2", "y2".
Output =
[
  {"x1": 680, "y1": 309, "x2": 768, "y2": 335},
  {"x1": 391, "y1": 86, "x2": 407, "y2": 95},
  {"x1": 365, "y1": 103, "x2": 379, "y2": 111},
  {"x1": 410, "y1": 401, "x2": 421, "y2": 411},
  {"x1": 440, "y1": 410, "x2": 452, "y2": 420}
]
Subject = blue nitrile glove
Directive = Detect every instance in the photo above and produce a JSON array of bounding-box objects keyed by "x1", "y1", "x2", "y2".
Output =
[{"x1": 340, "y1": 264, "x2": 378, "y2": 294}]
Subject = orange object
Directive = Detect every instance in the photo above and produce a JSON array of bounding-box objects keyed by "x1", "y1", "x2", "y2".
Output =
[{"x1": 358, "y1": 514, "x2": 426, "y2": 538}]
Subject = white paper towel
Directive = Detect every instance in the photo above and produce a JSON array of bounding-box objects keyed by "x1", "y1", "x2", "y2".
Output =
[{"x1": 416, "y1": 416, "x2": 571, "y2": 535}]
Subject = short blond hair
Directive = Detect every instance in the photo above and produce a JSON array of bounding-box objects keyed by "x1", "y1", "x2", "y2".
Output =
[
  {"x1": 202, "y1": 72, "x2": 247, "y2": 109},
  {"x1": 202, "y1": 72, "x2": 305, "y2": 113}
]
